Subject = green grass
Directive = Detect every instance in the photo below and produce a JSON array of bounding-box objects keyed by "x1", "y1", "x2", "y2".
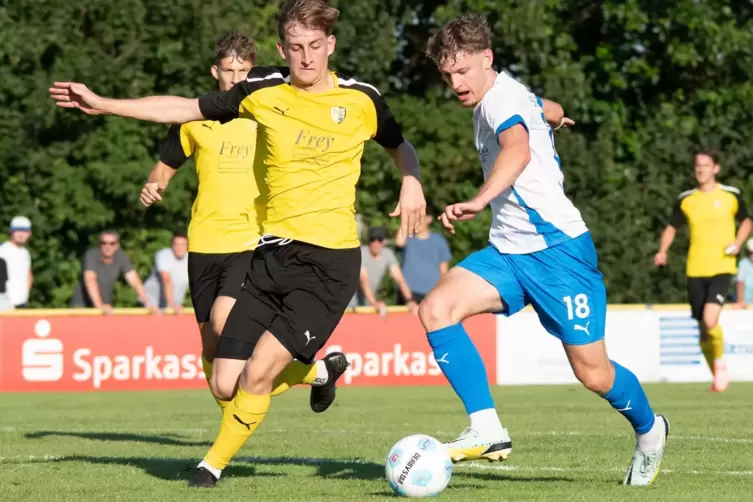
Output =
[{"x1": 1, "y1": 384, "x2": 752, "y2": 501}]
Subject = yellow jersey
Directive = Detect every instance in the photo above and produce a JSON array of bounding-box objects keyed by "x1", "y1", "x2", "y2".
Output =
[
  {"x1": 197, "y1": 66, "x2": 405, "y2": 249},
  {"x1": 159, "y1": 119, "x2": 263, "y2": 254},
  {"x1": 669, "y1": 184, "x2": 749, "y2": 277}
]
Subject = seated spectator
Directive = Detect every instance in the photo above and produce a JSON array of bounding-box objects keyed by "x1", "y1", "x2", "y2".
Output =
[
  {"x1": 70, "y1": 230, "x2": 158, "y2": 315},
  {"x1": 0, "y1": 256, "x2": 12, "y2": 312},
  {"x1": 143, "y1": 230, "x2": 189, "y2": 313},
  {"x1": 0, "y1": 216, "x2": 33, "y2": 308},
  {"x1": 736, "y1": 238, "x2": 753, "y2": 307},
  {"x1": 395, "y1": 213, "x2": 451, "y2": 303},
  {"x1": 351, "y1": 227, "x2": 417, "y2": 314}
]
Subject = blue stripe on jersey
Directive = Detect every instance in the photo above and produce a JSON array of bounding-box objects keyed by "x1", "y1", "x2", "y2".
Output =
[
  {"x1": 511, "y1": 187, "x2": 568, "y2": 246},
  {"x1": 495, "y1": 114, "x2": 528, "y2": 142},
  {"x1": 535, "y1": 96, "x2": 562, "y2": 170}
]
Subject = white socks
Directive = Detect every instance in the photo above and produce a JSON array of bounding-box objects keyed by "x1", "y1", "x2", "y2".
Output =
[
  {"x1": 637, "y1": 415, "x2": 664, "y2": 453},
  {"x1": 198, "y1": 460, "x2": 222, "y2": 479},
  {"x1": 469, "y1": 408, "x2": 506, "y2": 437},
  {"x1": 312, "y1": 360, "x2": 329, "y2": 386}
]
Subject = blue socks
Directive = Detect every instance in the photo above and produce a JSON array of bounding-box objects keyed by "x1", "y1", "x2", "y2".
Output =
[
  {"x1": 428, "y1": 323, "x2": 494, "y2": 414},
  {"x1": 604, "y1": 361, "x2": 655, "y2": 434}
]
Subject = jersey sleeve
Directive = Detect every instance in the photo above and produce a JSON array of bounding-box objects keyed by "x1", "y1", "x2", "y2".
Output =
[
  {"x1": 198, "y1": 81, "x2": 253, "y2": 123},
  {"x1": 346, "y1": 81, "x2": 404, "y2": 149},
  {"x1": 158, "y1": 125, "x2": 194, "y2": 169},
  {"x1": 370, "y1": 94, "x2": 404, "y2": 149},
  {"x1": 480, "y1": 85, "x2": 529, "y2": 140},
  {"x1": 735, "y1": 192, "x2": 750, "y2": 221},
  {"x1": 668, "y1": 199, "x2": 686, "y2": 228}
]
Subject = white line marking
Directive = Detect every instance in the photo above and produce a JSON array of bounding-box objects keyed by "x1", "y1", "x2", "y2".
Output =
[
  {"x1": 3, "y1": 454, "x2": 750, "y2": 477},
  {"x1": 671, "y1": 435, "x2": 753, "y2": 444}
]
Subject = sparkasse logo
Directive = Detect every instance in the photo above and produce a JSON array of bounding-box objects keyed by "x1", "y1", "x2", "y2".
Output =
[{"x1": 22, "y1": 319, "x2": 63, "y2": 382}]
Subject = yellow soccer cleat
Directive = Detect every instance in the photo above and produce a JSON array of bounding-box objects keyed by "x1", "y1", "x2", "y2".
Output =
[{"x1": 444, "y1": 427, "x2": 513, "y2": 463}]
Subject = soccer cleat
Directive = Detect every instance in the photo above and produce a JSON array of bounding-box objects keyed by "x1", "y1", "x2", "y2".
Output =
[
  {"x1": 444, "y1": 427, "x2": 512, "y2": 463},
  {"x1": 623, "y1": 414, "x2": 670, "y2": 486},
  {"x1": 310, "y1": 352, "x2": 349, "y2": 413},
  {"x1": 187, "y1": 466, "x2": 218, "y2": 488},
  {"x1": 710, "y1": 360, "x2": 730, "y2": 392}
]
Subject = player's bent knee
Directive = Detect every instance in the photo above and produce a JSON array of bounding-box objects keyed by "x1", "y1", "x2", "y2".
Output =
[
  {"x1": 575, "y1": 366, "x2": 613, "y2": 394},
  {"x1": 210, "y1": 376, "x2": 237, "y2": 401},
  {"x1": 418, "y1": 293, "x2": 457, "y2": 332}
]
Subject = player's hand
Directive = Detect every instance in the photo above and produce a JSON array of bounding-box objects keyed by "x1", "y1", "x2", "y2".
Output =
[
  {"x1": 732, "y1": 301, "x2": 747, "y2": 310},
  {"x1": 555, "y1": 117, "x2": 575, "y2": 130},
  {"x1": 439, "y1": 199, "x2": 486, "y2": 234},
  {"x1": 654, "y1": 251, "x2": 668, "y2": 267},
  {"x1": 724, "y1": 243, "x2": 740, "y2": 256},
  {"x1": 390, "y1": 176, "x2": 426, "y2": 237},
  {"x1": 170, "y1": 304, "x2": 184, "y2": 315},
  {"x1": 49, "y1": 82, "x2": 107, "y2": 115},
  {"x1": 140, "y1": 181, "x2": 165, "y2": 207},
  {"x1": 101, "y1": 304, "x2": 114, "y2": 316}
]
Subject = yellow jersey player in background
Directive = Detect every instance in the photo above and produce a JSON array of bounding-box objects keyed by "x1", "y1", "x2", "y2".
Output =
[
  {"x1": 139, "y1": 32, "x2": 343, "y2": 413},
  {"x1": 655, "y1": 149, "x2": 752, "y2": 392}
]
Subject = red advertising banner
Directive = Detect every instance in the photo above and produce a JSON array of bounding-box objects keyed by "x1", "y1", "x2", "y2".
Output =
[{"x1": 0, "y1": 313, "x2": 496, "y2": 392}]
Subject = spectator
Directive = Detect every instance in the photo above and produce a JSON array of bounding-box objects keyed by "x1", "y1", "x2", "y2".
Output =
[
  {"x1": 352, "y1": 227, "x2": 417, "y2": 314},
  {"x1": 143, "y1": 230, "x2": 189, "y2": 314},
  {"x1": 395, "y1": 213, "x2": 452, "y2": 303},
  {"x1": 736, "y1": 238, "x2": 753, "y2": 308},
  {"x1": 0, "y1": 216, "x2": 33, "y2": 308},
  {"x1": 70, "y1": 230, "x2": 158, "y2": 315},
  {"x1": 0, "y1": 256, "x2": 12, "y2": 312}
]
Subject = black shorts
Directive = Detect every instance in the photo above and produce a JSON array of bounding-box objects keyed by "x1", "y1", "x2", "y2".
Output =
[
  {"x1": 687, "y1": 274, "x2": 732, "y2": 321},
  {"x1": 218, "y1": 239, "x2": 361, "y2": 363},
  {"x1": 188, "y1": 251, "x2": 254, "y2": 323}
]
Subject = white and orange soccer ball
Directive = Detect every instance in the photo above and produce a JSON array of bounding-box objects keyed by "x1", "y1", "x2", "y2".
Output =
[{"x1": 384, "y1": 434, "x2": 453, "y2": 498}]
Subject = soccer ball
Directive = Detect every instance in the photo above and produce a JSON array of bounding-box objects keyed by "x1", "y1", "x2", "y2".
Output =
[{"x1": 384, "y1": 434, "x2": 453, "y2": 498}]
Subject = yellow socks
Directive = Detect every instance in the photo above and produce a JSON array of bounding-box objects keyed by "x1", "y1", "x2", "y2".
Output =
[
  {"x1": 701, "y1": 325, "x2": 724, "y2": 375},
  {"x1": 270, "y1": 360, "x2": 317, "y2": 397},
  {"x1": 202, "y1": 356, "x2": 230, "y2": 410},
  {"x1": 204, "y1": 387, "x2": 270, "y2": 470}
]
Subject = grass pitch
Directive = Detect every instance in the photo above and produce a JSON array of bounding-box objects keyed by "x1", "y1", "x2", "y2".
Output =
[{"x1": 2, "y1": 383, "x2": 752, "y2": 501}]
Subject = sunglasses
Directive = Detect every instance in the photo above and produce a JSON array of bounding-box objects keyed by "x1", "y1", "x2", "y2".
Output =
[{"x1": 100, "y1": 240, "x2": 118, "y2": 246}]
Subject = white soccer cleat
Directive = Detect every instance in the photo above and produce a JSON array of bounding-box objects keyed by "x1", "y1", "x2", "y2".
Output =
[
  {"x1": 623, "y1": 415, "x2": 670, "y2": 486},
  {"x1": 444, "y1": 427, "x2": 512, "y2": 463}
]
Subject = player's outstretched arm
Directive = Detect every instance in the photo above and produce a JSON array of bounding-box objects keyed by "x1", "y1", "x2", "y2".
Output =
[
  {"x1": 440, "y1": 125, "x2": 530, "y2": 234},
  {"x1": 49, "y1": 82, "x2": 203, "y2": 124},
  {"x1": 386, "y1": 140, "x2": 426, "y2": 237},
  {"x1": 540, "y1": 98, "x2": 574, "y2": 130}
]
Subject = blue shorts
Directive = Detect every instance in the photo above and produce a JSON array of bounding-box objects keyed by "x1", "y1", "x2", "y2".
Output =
[{"x1": 458, "y1": 232, "x2": 606, "y2": 345}]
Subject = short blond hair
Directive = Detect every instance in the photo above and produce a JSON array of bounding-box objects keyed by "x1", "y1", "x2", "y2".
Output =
[{"x1": 426, "y1": 15, "x2": 492, "y2": 67}]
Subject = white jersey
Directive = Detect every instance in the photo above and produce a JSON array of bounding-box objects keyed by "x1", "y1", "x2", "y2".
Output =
[
  {"x1": 474, "y1": 72, "x2": 588, "y2": 254},
  {"x1": 0, "y1": 241, "x2": 31, "y2": 306}
]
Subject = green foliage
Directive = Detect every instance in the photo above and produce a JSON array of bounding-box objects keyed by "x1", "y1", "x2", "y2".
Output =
[{"x1": 2, "y1": 0, "x2": 752, "y2": 306}]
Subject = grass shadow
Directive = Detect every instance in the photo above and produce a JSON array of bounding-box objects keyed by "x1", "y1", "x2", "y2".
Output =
[
  {"x1": 25, "y1": 430, "x2": 210, "y2": 447},
  {"x1": 236, "y1": 455, "x2": 385, "y2": 481},
  {"x1": 48, "y1": 455, "x2": 277, "y2": 481}
]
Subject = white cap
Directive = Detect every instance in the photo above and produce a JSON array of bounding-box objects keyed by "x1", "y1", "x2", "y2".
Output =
[
  {"x1": 10, "y1": 216, "x2": 31, "y2": 231},
  {"x1": 747, "y1": 238, "x2": 753, "y2": 253}
]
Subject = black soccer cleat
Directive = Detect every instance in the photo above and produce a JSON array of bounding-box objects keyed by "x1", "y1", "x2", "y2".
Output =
[
  {"x1": 310, "y1": 352, "x2": 349, "y2": 413},
  {"x1": 187, "y1": 466, "x2": 218, "y2": 488}
]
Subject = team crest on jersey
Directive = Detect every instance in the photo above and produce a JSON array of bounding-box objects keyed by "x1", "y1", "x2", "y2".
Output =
[{"x1": 331, "y1": 106, "x2": 347, "y2": 124}]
